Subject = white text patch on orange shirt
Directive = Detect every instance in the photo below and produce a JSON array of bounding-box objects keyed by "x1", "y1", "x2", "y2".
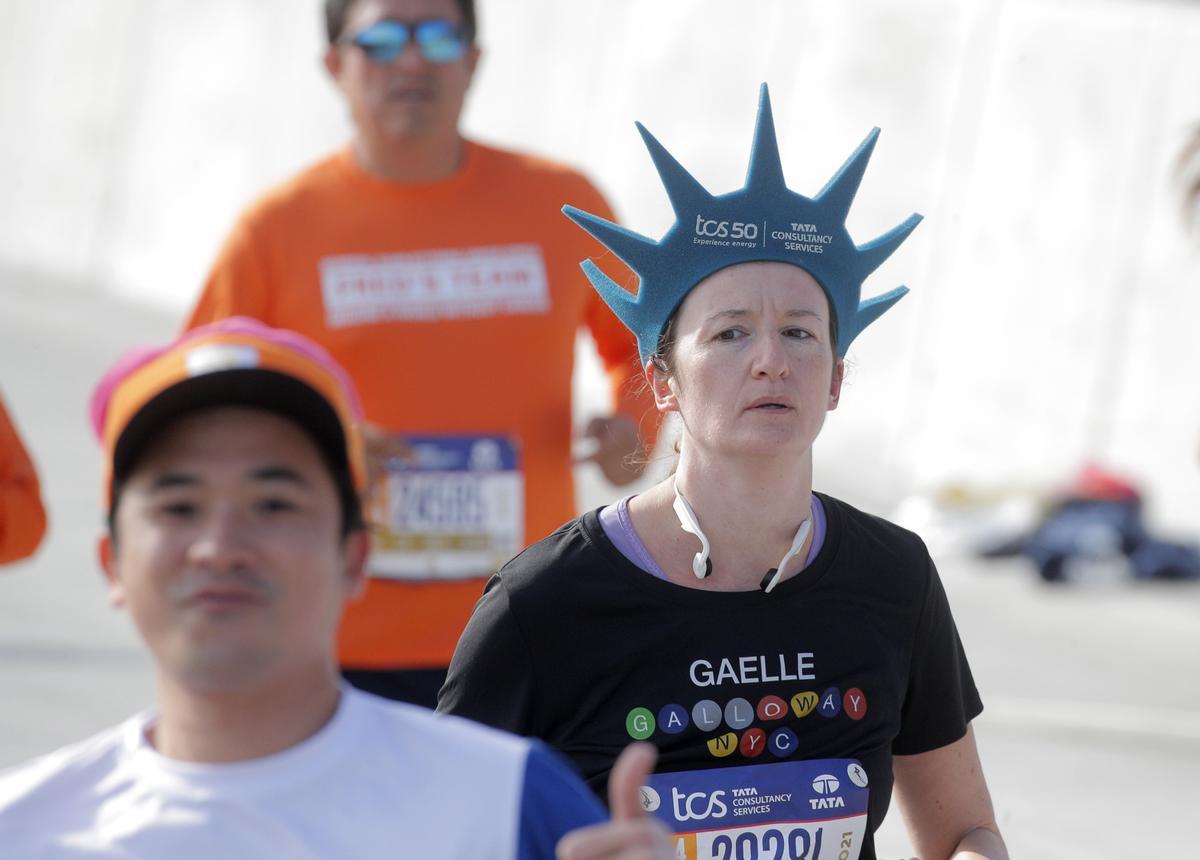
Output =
[{"x1": 319, "y1": 245, "x2": 549, "y2": 327}]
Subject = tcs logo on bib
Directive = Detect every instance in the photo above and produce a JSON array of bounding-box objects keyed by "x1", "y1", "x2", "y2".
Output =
[{"x1": 671, "y1": 787, "x2": 728, "y2": 822}]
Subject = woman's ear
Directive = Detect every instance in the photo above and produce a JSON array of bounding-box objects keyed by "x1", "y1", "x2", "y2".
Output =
[
  {"x1": 828, "y1": 359, "x2": 845, "y2": 410},
  {"x1": 645, "y1": 358, "x2": 679, "y2": 414}
]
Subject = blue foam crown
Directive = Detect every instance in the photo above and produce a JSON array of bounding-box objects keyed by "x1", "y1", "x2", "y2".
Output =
[{"x1": 563, "y1": 83, "x2": 921, "y2": 360}]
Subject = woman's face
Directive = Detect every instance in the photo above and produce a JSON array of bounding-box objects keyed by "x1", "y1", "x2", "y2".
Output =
[{"x1": 654, "y1": 262, "x2": 844, "y2": 461}]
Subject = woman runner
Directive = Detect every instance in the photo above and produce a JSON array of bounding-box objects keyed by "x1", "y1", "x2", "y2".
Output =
[{"x1": 439, "y1": 84, "x2": 1007, "y2": 860}]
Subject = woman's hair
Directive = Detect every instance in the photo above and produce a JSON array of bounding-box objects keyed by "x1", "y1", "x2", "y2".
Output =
[{"x1": 650, "y1": 314, "x2": 680, "y2": 375}]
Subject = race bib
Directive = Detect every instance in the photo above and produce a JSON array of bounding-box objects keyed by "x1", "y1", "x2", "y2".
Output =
[
  {"x1": 642, "y1": 759, "x2": 869, "y2": 860},
  {"x1": 368, "y1": 435, "x2": 523, "y2": 580}
]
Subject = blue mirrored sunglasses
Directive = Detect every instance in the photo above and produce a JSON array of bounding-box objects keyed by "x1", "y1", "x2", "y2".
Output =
[{"x1": 347, "y1": 18, "x2": 467, "y2": 64}]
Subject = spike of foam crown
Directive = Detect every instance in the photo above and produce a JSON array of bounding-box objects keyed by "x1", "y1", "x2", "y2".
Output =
[{"x1": 563, "y1": 83, "x2": 922, "y2": 361}]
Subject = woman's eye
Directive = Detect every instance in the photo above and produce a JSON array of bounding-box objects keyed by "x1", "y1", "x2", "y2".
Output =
[
  {"x1": 783, "y1": 327, "x2": 813, "y2": 340},
  {"x1": 716, "y1": 328, "x2": 745, "y2": 341},
  {"x1": 159, "y1": 502, "x2": 197, "y2": 518}
]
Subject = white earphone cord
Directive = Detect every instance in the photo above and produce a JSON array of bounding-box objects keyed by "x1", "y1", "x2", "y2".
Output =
[{"x1": 760, "y1": 517, "x2": 811, "y2": 594}]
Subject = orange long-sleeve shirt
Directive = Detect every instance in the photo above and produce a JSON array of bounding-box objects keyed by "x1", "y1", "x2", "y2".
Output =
[
  {"x1": 187, "y1": 141, "x2": 652, "y2": 669},
  {"x1": 0, "y1": 393, "x2": 47, "y2": 565}
]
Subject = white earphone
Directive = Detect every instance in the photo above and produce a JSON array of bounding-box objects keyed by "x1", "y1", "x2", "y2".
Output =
[
  {"x1": 672, "y1": 484, "x2": 713, "y2": 579},
  {"x1": 672, "y1": 480, "x2": 812, "y2": 592},
  {"x1": 760, "y1": 517, "x2": 811, "y2": 594}
]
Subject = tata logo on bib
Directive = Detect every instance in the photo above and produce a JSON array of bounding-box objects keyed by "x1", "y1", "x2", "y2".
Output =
[
  {"x1": 810, "y1": 773, "x2": 846, "y2": 811},
  {"x1": 694, "y1": 215, "x2": 759, "y2": 241},
  {"x1": 812, "y1": 774, "x2": 839, "y2": 795},
  {"x1": 671, "y1": 787, "x2": 729, "y2": 821}
]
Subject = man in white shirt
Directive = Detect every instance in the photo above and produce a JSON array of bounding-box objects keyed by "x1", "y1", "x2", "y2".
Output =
[{"x1": 0, "y1": 317, "x2": 667, "y2": 859}]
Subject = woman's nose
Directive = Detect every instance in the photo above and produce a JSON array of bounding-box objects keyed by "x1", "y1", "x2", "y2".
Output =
[{"x1": 751, "y1": 334, "x2": 789, "y2": 378}]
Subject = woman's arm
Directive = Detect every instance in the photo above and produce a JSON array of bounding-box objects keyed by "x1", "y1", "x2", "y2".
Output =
[{"x1": 892, "y1": 724, "x2": 1008, "y2": 860}]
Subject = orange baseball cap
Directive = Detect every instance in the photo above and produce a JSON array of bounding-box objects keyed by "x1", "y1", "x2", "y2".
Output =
[{"x1": 89, "y1": 317, "x2": 367, "y2": 509}]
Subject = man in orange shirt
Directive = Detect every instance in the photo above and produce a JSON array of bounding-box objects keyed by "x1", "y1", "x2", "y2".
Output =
[
  {"x1": 0, "y1": 393, "x2": 47, "y2": 566},
  {"x1": 186, "y1": 0, "x2": 651, "y2": 706}
]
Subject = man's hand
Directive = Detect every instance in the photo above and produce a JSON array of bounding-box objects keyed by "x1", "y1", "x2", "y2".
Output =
[
  {"x1": 556, "y1": 743, "x2": 673, "y2": 859},
  {"x1": 576, "y1": 415, "x2": 646, "y2": 487}
]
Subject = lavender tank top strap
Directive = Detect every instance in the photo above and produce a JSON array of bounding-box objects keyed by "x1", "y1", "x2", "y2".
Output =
[
  {"x1": 803, "y1": 493, "x2": 827, "y2": 568},
  {"x1": 598, "y1": 494, "x2": 827, "y2": 581},
  {"x1": 598, "y1": 496, "x2": 671, "y2": 580}
]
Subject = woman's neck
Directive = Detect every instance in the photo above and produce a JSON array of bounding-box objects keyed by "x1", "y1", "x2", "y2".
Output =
[{"x1": 631, "y1": 447, "x2": 816, "y2": 591}]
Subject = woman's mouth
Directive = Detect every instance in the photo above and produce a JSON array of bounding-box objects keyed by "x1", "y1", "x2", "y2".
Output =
[{"x1": 747, "y1": 398, "x2": 794, "y2": 412}]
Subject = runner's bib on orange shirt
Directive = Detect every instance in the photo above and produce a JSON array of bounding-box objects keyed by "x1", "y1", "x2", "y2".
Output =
[{"x1": 369, "y1": 435, "x2": 523, "y2": 580}]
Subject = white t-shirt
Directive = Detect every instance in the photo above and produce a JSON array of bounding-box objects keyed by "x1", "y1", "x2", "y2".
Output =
[{"x1": 0, "y1": 686, "x2": 603, "y2": 858}]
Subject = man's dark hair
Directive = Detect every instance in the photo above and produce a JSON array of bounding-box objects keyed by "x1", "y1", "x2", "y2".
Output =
[{"x1": 324, "y1": 0, "x2": 477, "y2": 45}]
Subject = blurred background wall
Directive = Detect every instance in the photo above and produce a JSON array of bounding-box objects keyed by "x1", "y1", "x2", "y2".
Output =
[{"x1": 2, "y1": 0, "x2": 1198, "y2": 530}]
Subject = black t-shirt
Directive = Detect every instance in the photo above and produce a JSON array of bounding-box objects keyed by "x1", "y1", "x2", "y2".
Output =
[{"x1": 439, "y1": 494, "x2": 982, "y2": 860}]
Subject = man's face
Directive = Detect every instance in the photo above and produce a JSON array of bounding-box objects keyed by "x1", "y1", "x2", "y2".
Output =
[
  {"x1": 325, "y1": 0, "x2": 479, "y2": 145},
  {"x1": 101, "y1": 407, "x2": 367, "y2": 694}
]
